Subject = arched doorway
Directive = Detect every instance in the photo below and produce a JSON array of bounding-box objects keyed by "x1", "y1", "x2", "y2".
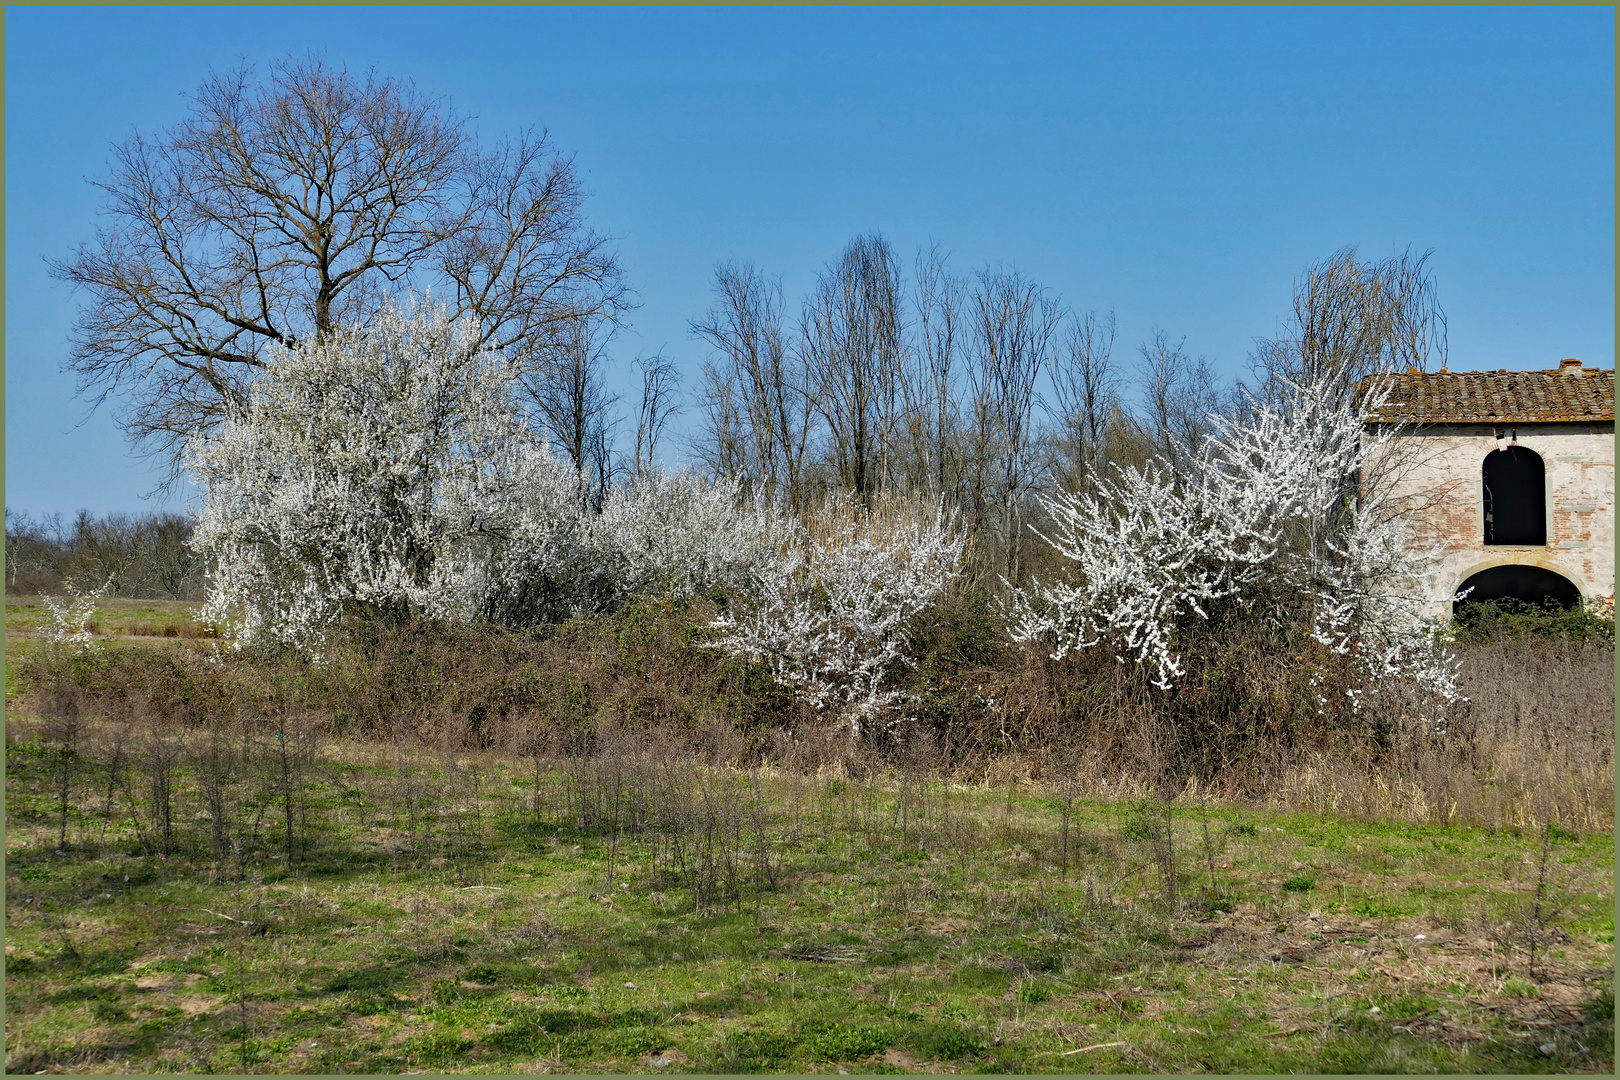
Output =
[
  {"x1": 1482, "y1": 446, "x2": 1545, "y2": 545},
  {"x1": 1453, "y1": 564, "x2": 1580, "y2": 615}
]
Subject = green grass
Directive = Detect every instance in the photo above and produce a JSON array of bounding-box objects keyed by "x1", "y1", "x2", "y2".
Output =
[
  {"x1": 5, "y1": 722, "x2": 1613, "y2": 1074},
  {"x1": 5, "y1": 596, "x2": 215, "y2": 706},
  {"x1": 6, "y1": 594, "x2": 205, "y2": 633}
]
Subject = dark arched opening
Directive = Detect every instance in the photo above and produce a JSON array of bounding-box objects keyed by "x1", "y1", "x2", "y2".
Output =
[
  {"x1": 1453, "y1": 565, "x2": 1580, "y2": 615},
  {"x1": 1482, "y1": 446, "x2": 1545, "y2": 545}
]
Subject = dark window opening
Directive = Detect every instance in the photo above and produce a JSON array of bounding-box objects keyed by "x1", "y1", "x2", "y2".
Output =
[
  {"x1": 1482, "y1": 446, "x2": 1545, "y2": 545},
  {"x1": 1453, "y1": 565, "x2": 1580, "y2": 615}
]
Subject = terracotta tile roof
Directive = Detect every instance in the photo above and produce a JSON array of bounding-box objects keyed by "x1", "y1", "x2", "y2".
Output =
[{"x1": 1361, "y1": 361, "x2": 1615, "y2": 424}]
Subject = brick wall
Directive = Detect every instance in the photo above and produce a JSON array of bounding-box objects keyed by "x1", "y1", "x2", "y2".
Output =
[{"x1": 1367, "y1": 422, "x2": 1615, "y2": 618}]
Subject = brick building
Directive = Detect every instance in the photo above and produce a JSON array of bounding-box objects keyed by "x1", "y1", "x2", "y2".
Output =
[{"x1": 1363, "y1": 359, "x2": 1615, "y2": 618}]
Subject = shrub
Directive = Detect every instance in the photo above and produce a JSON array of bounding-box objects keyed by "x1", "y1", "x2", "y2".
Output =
[
  {"x1": 187, "y1": 303, "x2": 776, "y2": 655},
  {"x1": 1007, "y1": 371, "x2": 1459, "y2": 720},
  {"x1": 1451, "y1": 598, "x2": 1614, "y2": 645},
  {"x1": 707, "y1": 494, "x2": 966, "y2": 736},
  {"x1": 188, "y1": 302, "x2": 585, "y2": 653}
]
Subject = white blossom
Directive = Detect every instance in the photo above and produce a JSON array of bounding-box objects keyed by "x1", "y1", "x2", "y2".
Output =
[
  {"x1": 706, "y1": 497, "x2": 966, "y2": 735},
  {"x1": 187, "y1": 302, "x2": 780, "y2": 655},
  {"x1": 587, "y1": 470, "x2": 778, "y2": 610},
  {"x1": 1007, "y1": 460, "x2": 1253, "y2": 689},
  {"x1": 41, "y1": 578, "x2": 110, "y2": 652},
  {"x1": 1302, "y1": 459, "x2": 1461, "y2": 715},
  {"x1": 1010, "y1": 373, "x2": 1459, "y2": 713},
  {"x1": 187, "y1": 302, "x2": 584, "y2": 654}
]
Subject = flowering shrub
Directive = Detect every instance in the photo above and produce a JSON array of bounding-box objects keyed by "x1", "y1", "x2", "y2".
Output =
[
  {"x1": 188, "y1": 304, "x2": 780, "y2": 655},
  {"x1": 707, "y1": 496, "x2": 966, "y2": 735},
  {"x1": 188, "y1": 303, "x2": 583, "y2": 653},
  {"x1": 41, "y1": 578, "x2": 110, "y2": 653},
  {"x1": 1008, "y1": 373, "x2": 1459, "y2": 717},
  {"x1": 587, "y1": 471, "x2": 778, "y2": 611}
]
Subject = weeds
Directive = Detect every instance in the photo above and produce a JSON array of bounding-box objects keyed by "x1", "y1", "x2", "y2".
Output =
[
  {"x1": 1503, "y1": 822, "x2": 1571, "y2": 985},
  {"x1": 41, "y1": 711, "x2": 84, "y2": 852},
  {"x1": 4, "y1": 714, "x2": 1614, "y2": 1074},
  {"x1": 12, "y1": 596, "x2": 1609, "y2": 833},
  {"x1": 4, "y1": 597, "x2": 1613, "y2": 1073}
]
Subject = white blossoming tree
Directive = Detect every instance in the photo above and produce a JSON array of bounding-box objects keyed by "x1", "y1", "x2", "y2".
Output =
[
  {"x1": 587, "y1": 470, "x2": 778, "y2": 611},
  {"x1": 188, "y1": 303, "x2": 585, "y2": 654},
  {"x1": 707, "y1": 496, "x2": 967, "y2": 735},
  {"x1": 1008, "y1": 373, "x2": 1459, "y2": 716},
  {"x1": 189, "y1": 303, "x2": 783, "y2": 655}
]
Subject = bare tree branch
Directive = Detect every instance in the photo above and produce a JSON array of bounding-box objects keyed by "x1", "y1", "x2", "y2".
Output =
[
  {"x1": 899, "y1": 244, "x2": 965, "y2": 501},
  {"x1": 633, "y1": 353, "x2": 681, "y2": 473},
  {"x1": 802, "y1": 235, "x2": 904, "y2": 504},
  {"x1": 1251, "y1": 246, "x2": 1447, "y2": 409},
  {"x1": 1044, "y1": 308, "x2": 1119, "y2": 495},
  {"x1": 967, "y1": 267, "x2": 1063, "y2": 578},
  {"x1": 691, "y1": 261, "x2": 813, "y2": 509},
  {"x1": 524, "y1": 317, "x2": 620, "y2": 509},
  {"x1": 50, "y1": 56, "x2": 628, "y2": 483}
]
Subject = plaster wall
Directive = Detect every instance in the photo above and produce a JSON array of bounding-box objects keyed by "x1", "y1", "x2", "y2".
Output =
[{"x1": 1367, "y1": 422, "x2": 1615, "y2": 618}]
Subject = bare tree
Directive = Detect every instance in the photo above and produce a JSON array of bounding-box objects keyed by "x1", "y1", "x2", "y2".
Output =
[
  {"x1": 802, "y1": 235, "x2": 904, "y2": 503},
  {"x1": 143, "y1": 513, "x2": 199, "y2": 600},
  {"x1": 1135, "y1": 329, "x2": 1182, "y2": 464},
  {"x1": 5, "y1": 510, "x2": 69, "y2": 591},
  {"x1": 1044, "y1": 309, "x2": 1119, "y2": 494},
  {"x1": 50, "y1": 56, "x2": 627, "y2": 478},
  {"x1": 1251, "y1": 246, "x2": 1447, "y2": 407},
  {"x1": 899, "y1": 244, "x2": 965, "y2": 500},
  {"x1": 695, "y1": 362, "x2": 747, "y2": 485},
  {"x1": 5, "y1": 508, "x2": 201, "y2": 598},
  {"x1": 67, "y1": 511, "x2": 151, "y2": 596},
  {"x1": 632, "y1": 354, "x2": 681, "y2": 474},
  {"x1": 1134, "y1": 330, "x2": 1222, "y2": 472},
  {"x1": 526, "y1": 318, "x2": 619, "y2": 509},
  {"x1": 691, "y1": 262, "x2": 812, "y2": 508},
  {"x1": 1245, "y1": 248, "x2": 1453, "y2": 550},
  {"x1": 966, "y1": 268, "x2": 1064, "y2": 578}
]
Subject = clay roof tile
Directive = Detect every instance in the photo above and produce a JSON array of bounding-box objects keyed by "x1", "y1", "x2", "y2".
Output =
[{"x1": 1360, "y1": 364, "x2": 1614, "y2": 424}]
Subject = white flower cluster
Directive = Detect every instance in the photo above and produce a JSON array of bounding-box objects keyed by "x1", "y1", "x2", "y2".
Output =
[
  {"x1": 41, "y1": 578, "x2": 110, "y2": 652},
  {"x1": 1007, "y1": 459, "x2": 1253, "y2": 689},
  {"x1": 188, "y1": 304, "x2": 770, "y2": 655},
  {"x1": 589, "y1": 470, "x2": 779, "y2": 611},
  {"x1": 1009, "y1": 373, "x2": 1459, "y2": 711},
  {"x1": 706, "y1": 498, "x2": 966, "y2": 735},
  {"x1": 1306, "y1": 503, "x2": 1460, "y2": 714}
]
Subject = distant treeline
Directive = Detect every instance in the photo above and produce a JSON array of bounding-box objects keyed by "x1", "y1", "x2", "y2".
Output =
[
  {"x1": 684, "y1": 241, "x2": 1441, "y2": 585},
  {"x1": 4, "y1": 509, "x2": 200, "y2": 599}
]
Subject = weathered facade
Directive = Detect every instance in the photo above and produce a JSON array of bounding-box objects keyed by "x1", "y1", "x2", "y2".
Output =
[{"x1": 1363, "y1": 359, "x2": 1615, "y2": 618}]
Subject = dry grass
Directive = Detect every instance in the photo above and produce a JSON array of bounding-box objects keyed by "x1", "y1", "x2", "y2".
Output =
[
  {"x1": 1254, "y1": 636, "x2": 1614, "y2": 833},
  {"x1": 5, "y1": 707, "x2": 1612, "y2": 1074},
  {"x1": 6, "y1": 595, "x2": 217, "y2": 641},
  {"x1": 10, "y1": 592, "x2": 1612, "y2": 834}
]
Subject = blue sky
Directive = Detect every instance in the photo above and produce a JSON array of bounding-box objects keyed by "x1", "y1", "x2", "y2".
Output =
[{"x1": 6, "y1": 6, "x2": 1614, "y2": 518}]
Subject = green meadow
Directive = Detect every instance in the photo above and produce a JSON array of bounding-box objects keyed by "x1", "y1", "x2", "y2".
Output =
[{"x1": 5, "y1": 722, "x2": 1612, "y2": 1074}]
